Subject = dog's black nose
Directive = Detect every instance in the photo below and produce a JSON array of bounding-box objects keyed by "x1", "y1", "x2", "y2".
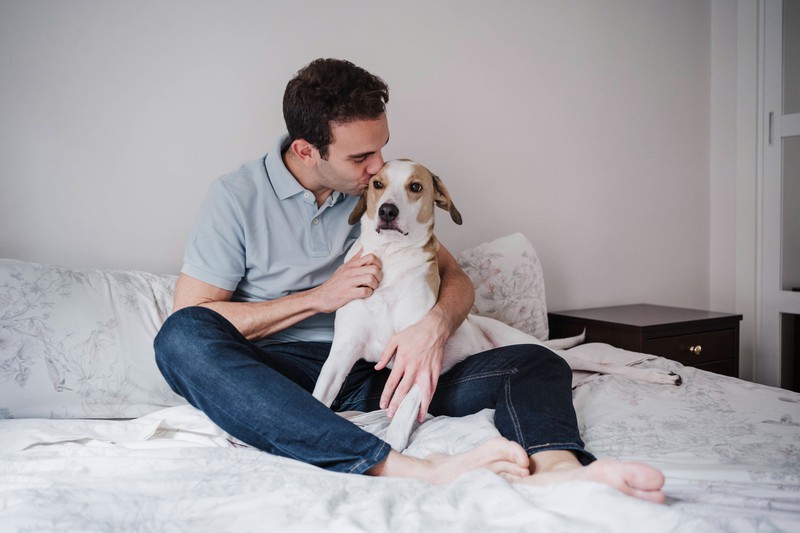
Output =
[{"x1": 378, "y1": 203, "x2": 398, "y2": 223}]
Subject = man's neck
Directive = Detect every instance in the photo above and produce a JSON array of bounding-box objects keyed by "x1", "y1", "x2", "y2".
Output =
[{"x1": 282, "y1": 148, "x2": 332, "y2": 207}]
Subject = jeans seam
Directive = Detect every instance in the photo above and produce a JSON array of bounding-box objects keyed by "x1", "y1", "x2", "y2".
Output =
[
  {"x1": 526, "y1": 442, "x2": 578, "y2": 448},
  {"x1": 504, "y1": 374, "x2": 525, "y2": 445}
]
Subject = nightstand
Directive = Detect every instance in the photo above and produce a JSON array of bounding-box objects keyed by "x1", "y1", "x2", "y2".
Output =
[{"x1": 548, "y1": 304, "x2": 743, "y2": 377}]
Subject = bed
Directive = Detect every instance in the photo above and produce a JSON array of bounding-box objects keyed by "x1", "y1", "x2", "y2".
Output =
[{"x1": 1, "y1": 233, "x2": 798, "y2": 532}]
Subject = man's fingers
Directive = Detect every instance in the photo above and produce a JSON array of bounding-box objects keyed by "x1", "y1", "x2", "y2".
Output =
[
  {"x1": 357, "y1": 271, "x2": 381, "y2": 290},
  {"x1": 374, "y1": 343, "x2": 395, "y2": 371},
  {"x1": 346, "y1": 251, "x2": 382, "y2": 292},
  {"x1": 349, "y1": 249, "x2": 382, "y2": 270}
]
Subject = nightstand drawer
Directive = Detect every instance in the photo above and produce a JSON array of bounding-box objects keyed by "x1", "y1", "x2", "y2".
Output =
[{"x1": 643, "y1": 329, "x2": 736, "y2": 367}]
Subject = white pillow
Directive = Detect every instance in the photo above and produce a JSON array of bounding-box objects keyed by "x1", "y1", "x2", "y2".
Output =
[
  {"x1": 456, "y1": 233, "x2": 549, "y2": 341},
  {"x1": 0, "y1": 259, "x2": 186, "y2": 419}
]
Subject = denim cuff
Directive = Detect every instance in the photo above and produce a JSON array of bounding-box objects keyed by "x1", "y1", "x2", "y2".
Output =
[
  {"x1": 347, "y1": 440, "x2": 393, "y2": 475},
  {"x1": 525, "y1": 443, "x2": 597, "y2": 466}
]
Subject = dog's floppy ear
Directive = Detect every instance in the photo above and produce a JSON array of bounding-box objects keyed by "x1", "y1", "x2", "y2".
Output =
[
  {"x1": 348, "y1": 194, "x2": 367, "y2": 225},
  {"x1": 432, "y1": 174, "x2": 463, "y2": 225}
]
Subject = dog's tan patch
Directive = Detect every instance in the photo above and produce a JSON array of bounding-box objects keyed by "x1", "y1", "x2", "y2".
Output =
[
  {"x1": 403, "y1": 161, "x2": 463, "y2": 226},
  {"x1": 407, "y1": 166, "x2": 436, "y2": 225}
]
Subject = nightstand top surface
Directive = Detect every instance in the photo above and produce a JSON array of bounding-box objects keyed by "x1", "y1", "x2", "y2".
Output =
[{"x1": 549, "y1": 303, "x2": 742, "y2": 328}]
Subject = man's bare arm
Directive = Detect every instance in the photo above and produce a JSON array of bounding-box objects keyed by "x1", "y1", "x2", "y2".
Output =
[{"x1": 173, "y1": 249, "x2": 383, "y2": 342}]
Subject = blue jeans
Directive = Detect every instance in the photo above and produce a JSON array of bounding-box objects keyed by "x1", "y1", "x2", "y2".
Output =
[{"x1": 154, "y1": 306, "x2": 595, "y2": 474}]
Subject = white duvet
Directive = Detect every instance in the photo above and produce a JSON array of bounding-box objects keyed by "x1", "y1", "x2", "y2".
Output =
[{"x1": 1, "y1": 346, "x2": 799, "y2": 532}]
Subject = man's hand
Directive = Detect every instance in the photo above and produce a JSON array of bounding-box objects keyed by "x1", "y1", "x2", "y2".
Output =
[
  {"x1": 375, "y1": 308, "x2": 450, "y2": 423},
  {"x1": 313, "y1": 249, "x2": 383, "y2": 313}
]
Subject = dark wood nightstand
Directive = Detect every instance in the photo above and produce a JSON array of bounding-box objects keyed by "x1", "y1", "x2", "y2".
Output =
[{"x1": 548, "y1": 304, "x2": 743, "y2": 377}]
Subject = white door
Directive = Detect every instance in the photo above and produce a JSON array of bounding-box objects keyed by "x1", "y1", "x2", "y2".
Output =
[{"x1": 758, "y1": 0, "x2": 800, "y2": 388}]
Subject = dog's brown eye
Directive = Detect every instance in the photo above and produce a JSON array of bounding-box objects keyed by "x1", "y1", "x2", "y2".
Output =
[
  {"x1": 373, "y1": 181, "x2": 383, "y2": 189},
  {"x1": 409, "y1": 182, "x2": 422, "y2": 193}
]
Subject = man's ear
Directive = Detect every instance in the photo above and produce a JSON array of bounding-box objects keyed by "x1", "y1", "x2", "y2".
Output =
[
  {"x1": 348, "y1": 195, "x2": 367, "y2": 225},
  {"x1": 289, "y1": 139, "x2": 317, "y2": 166}
]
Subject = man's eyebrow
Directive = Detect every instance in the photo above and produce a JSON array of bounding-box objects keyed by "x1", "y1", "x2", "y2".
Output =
[{"x1": 349, "y1": 134, "x2": 390, "y2": 159}]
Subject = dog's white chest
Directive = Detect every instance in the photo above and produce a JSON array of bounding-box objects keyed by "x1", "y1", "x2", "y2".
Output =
[{"x1": 334, "y1": 245, "x2": 437, "y2": 363}]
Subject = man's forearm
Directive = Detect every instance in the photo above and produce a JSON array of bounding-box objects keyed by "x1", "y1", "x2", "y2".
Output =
[
  {"x1": 198, "y1": 292, "x2": 321, "y2": 342},
  {"x1": 173, "y1": 273, "x2": 323, "y2": 342},
  {"x1": 172, "y1": 250, "x2": 382, "y2": 343}
]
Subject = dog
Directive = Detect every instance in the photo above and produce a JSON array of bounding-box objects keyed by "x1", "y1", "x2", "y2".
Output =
[{"x1": 312, "y1": 159, "x2": 681, "y2": 451}]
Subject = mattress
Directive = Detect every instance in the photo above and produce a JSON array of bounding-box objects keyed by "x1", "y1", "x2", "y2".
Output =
[{"x1": 1, "y1": 347, "x2": 798, "y2": 532}]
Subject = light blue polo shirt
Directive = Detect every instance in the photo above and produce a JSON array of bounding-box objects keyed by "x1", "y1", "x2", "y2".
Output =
[{"x1": 182, "y1": 134, "x2": 361, "y2": 346}]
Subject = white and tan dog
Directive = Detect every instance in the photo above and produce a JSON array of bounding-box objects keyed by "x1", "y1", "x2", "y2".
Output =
[{"x1": 312, "y1": 159, "x2": 681, "y2": 451}]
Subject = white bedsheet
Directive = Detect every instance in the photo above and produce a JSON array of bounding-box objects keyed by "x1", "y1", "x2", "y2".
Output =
[
  {"x1": 1, "y1": 345, "x2": 799, "y2": 532},
  {"x1": 0, "y1": 407, "x2": 708, "y2": 533}
]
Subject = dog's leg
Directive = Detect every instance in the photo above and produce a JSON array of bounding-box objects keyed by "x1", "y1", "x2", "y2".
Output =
[
  {"x1": 384, "y1": 385, "x2": 422, "y2": 451},
  {"x1": 312, "y1": 340, "x2": 366, "y2": 408},
  {"x1": 556, "y1": 351, "x2": 682, "y2": 385}
]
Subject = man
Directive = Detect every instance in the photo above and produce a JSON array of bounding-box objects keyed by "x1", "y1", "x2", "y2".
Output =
[{"x1": 155, "y1": 58, "x2": 665, "y2": 500}]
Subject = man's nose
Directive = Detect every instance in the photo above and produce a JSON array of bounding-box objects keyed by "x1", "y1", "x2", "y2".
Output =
[{"x1": 367, "y1": 152, "x2": 385, "y2": 175}]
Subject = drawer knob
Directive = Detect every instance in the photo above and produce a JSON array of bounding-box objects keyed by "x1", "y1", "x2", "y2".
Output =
[{"x1": 689, "y1": 345, "x2": 703, "y2": 356}]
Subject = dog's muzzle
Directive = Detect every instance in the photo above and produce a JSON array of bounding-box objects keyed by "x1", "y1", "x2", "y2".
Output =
[{"x1": 377, "y1": 202, "x2": 407, "y2": 235}]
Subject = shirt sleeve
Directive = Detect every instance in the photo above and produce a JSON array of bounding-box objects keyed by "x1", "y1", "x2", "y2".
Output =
[{"x1": 181, "y1": 179, "x2": 246, "y2": 291}]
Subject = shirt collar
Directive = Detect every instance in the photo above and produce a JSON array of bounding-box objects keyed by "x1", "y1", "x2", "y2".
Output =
[{"x1": 265, "y1": 133, "x2": 350, "y2": 206}]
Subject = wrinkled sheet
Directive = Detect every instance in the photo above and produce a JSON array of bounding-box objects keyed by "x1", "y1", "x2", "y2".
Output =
[
  {"x1": 2, "y1": 346, "x2": 799, "y2": 532},
  {"x1": 574, "y1": 355, "x2": 800, "y2": 532}
]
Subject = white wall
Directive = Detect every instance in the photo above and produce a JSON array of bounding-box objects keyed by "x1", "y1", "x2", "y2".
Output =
[{"x1": 0, "y1": 0, "x2": 718, "y2": 314}]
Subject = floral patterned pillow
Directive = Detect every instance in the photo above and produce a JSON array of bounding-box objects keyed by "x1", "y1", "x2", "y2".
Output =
[
  {"x1": 0, "y1": 259, "x2": 185, "y2": 419},
  {"x1": 0, "y1": 233, "x2": 546, "y2": 419},
  {"x1": 456, "y1": 232, "x2": 549, "y2": 341}
]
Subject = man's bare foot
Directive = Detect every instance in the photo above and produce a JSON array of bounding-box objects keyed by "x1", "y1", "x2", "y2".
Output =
[
  {"x1": 367, "y1": 437, "x2": 531, "y2": 484},
  {"x1": 515, "y1": 453, "x2": 666, "y2": 504}
]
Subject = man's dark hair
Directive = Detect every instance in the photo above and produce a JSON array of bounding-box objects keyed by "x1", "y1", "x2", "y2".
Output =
[{"x1": 283, "y1": 58, "x2": 389, "y2": 159}]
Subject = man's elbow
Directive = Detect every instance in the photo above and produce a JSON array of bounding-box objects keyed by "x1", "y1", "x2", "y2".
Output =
[{"x1": 171, "y1": 273, "x2": 233, "y2": 312}]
